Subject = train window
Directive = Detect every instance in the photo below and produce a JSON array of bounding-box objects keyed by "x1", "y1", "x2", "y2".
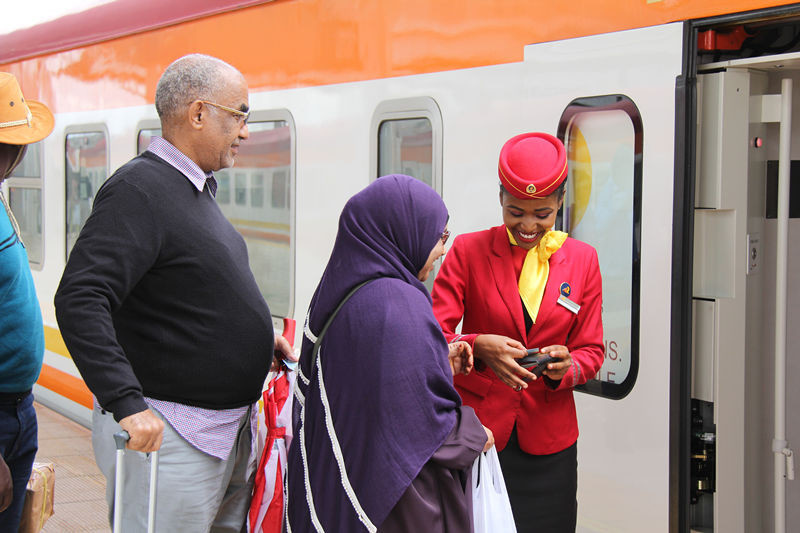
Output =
[
  {"x1": 370, "y1": 97, "x2": 443, "y2": 194},
  {"x1": 216, "y1": 172, "x2": 231, "y2": 204},
  {"x1": 137, "y1": 128, "x2": 161, "y2": 154},
  {"x1": 235, "y1": 173, "x2": 247, "y2": 205},
  {"x1": 9, "y1": 142, "x2": 41, "y2": 178},
  {"x1": 378, "y1": 119, "x2": 433, "y2": 187},
  {"x1": 65, "y1": 130, "x2": 109, "y2": 258},
  {"x1": 226, "y1": 112, "x2": 295, "y2": 319},
  {"x1": 271, "y1": 170, "x2": 288, "y2": 209},
  {"x1": 7, "y1": 188, "x2": 43, "y2": 265},
  {"x1": 6, "y1": 143, "x2": 44, "y2": 267},
  {"x1": 251, "y1": 174, "x2": 265, "y2": 208},
  {"x1": 557, "y1": 94, "x2": 642, "y2": 400}
]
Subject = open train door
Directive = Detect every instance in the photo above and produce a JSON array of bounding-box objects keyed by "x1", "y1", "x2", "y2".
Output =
[{"x1": 689, "y1": 11, "x2": 800, "y2": 533}]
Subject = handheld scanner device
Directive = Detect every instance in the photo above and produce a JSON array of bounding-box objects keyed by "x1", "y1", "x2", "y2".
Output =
[{"x1": 517, "y1": 348, "x2": 558, "y2": 378}]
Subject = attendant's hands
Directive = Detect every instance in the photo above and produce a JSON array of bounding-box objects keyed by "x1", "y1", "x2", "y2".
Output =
[
  {"x1": 270, "y1": 335, "x2": 298, "y2": 371},
  {"x1": 473, "y1": 334, "x2": 534, "y2": 390},
  {"x1": 482, "y1": 425, "x2": 495, "y2": 452},
  {"x1": 118, "y1": 409, "x2": 164, "y2": 452},
  {"x1": 448, "y1": 341, "x2": 474, "y2": 376},
  {"x1": 540, "y1": 345, "x2": 572, "y2": 381},
  {"x1": 0, "y1": 453, "x2": 12, "y2": 512}
]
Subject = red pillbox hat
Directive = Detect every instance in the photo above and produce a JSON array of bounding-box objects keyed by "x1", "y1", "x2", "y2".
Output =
[{"x1": 498, "y1": 132, "x2": 567, "y2": 199}]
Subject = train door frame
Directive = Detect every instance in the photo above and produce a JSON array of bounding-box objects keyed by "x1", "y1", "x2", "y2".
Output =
[
  {"x1": 671, "y1": 22, "x2": 697, "y2": 533},
  {"x1": 674, "y1": 5, "x2": 800, "y2": 533}
]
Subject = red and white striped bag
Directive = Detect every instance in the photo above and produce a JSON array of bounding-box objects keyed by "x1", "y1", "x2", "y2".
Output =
[{"x1": 248, "y1": 318, "x2": 297, "y2": 533}]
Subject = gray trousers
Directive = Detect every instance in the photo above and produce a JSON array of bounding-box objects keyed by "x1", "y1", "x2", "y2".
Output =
[{"x1": 92, "y1": 406, "x2": 255, "y2": 533}]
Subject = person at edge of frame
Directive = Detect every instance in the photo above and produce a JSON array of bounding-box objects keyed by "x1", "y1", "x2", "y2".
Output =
[
  {"x1": 431, "y1": 132, "x2": 605, "y2": 533},
  {"x1": 54, "y1": 54, "x2": 294, "y2": 532},
  {"x1": 0, "y1": 71, "x2": 54, "y2": 533}
]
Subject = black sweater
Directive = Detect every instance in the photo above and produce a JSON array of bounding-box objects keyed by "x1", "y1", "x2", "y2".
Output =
[{"x1": 55, "y1": 152, "x2": 274, "y2": 421}]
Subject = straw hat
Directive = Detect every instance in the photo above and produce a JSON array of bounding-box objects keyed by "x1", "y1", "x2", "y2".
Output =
[{"x1": 0, "y1": 72, "x2": 54, "y2": 145}]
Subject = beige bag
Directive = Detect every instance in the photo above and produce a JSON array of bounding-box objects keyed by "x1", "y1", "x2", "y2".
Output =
[{"x1": 17, "y1": 462, "x2": 55, "y2": 533}]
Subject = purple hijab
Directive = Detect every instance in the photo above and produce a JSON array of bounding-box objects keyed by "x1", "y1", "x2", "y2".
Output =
[{"x1": 287, "y1": 175, "x2": 461, "y2": 532}]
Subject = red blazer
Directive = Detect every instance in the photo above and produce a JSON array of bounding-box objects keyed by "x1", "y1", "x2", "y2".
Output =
[{"x1": 432, "y1": 225, "x2": 604, "y2": 455}]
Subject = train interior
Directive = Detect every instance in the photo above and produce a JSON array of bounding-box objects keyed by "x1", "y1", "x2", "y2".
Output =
[{"x1": 691, "y1": 13, "x2": 800, "y2": 533}]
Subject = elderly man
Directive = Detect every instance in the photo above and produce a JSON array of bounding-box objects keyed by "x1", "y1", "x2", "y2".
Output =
[
  {"x1": 0, "y1": 72, "x2": 54, "y2": 532},
  {"x1": 55, "y1": 54, "x2": 291, "y2": 532}
]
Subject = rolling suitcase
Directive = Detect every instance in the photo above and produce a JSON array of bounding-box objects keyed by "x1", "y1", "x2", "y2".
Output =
[{"x1": 112, "y1": 430, "x2": 159, "y2": 533}]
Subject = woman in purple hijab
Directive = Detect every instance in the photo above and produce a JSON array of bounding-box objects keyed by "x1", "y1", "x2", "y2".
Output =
[{"x1": 287, "y1": 175, "x2": 492, "y2": 532}]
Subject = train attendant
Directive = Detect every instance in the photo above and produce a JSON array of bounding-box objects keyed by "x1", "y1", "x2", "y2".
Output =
[
  {"x1": 0, "y1": 72, "x2": 54, "y2": 532},
  {"x1": 432, "y1": 132, "x2": 604, "y2": 533},
  {"x1": 55, "y1": 55, "x2": 292, "y2": 532},
  {"x1": 287, "y1": 175, "x2": 493, "y2": 532}
]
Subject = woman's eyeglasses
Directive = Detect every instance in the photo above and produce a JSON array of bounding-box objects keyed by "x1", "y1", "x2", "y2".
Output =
[{"x1": 441, "y1": 229, "x2": 450, "y2": 245}]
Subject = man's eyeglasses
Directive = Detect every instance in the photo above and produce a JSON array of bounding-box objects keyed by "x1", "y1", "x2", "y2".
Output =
[
  {"x1": 441, "y1": 229, "x2": 450, "y2": 245},
  {"x1": 199, "y1": 100, "x2": 250, "y2": 124}
]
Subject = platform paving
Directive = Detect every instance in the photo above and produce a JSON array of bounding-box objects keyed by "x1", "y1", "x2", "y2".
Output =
[{"x1": 33, "y1": 401, "x2": 110, "y2": 532}]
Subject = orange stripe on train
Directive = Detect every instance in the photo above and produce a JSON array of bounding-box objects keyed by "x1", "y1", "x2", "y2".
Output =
[
  {"x1": 1, "y1": 0, "x2": 795, "y2": 114},
  {"x1": 37, "y1": 364, "x2": 93, "y2": 410}
]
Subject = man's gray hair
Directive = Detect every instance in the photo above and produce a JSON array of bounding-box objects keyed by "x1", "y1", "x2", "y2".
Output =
[{"x1": 155, "y1": 54, "x2": 238, "y2": 122}]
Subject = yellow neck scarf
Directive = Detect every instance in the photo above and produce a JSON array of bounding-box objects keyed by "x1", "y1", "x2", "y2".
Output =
[{"x1": 506, "y1": 227, "x2": 568, "y2": 323}]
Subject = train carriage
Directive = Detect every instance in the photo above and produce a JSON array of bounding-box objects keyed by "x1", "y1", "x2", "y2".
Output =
[{"x1": 2, "y1": 1, "x2": 799, "y2": 531}]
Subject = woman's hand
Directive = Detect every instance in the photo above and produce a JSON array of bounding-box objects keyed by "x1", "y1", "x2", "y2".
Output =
[
  {"x1": 473, "y1": 334, "x2": 534, "y2": 390},
  {"x1": 482, "y1": 425, "x2": 495, "y2": 452},
  {"x1": 540, "y1": 344, "x2": 572, "y2": 381},
  {"x1": 448, "y1": 341, "x2": 474, "y2": 376}
]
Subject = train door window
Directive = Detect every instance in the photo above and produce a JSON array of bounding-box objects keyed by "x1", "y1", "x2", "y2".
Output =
[
  {"x1": 137, "y1": 127, "x2": 161, "y2": 154},
  {"x1": 65, "y1": 129, "x2": 109, "y2": 258},
  {"x1": 226, "y1": 110, "x2": 295, "y2": 319},
  {"x1": 370, "y1": 97, "x2": 443, "y2": 194},
  {"x1": 5, "y1": 142, "x2": 44, "y2": 267},
  {"x1": 557, "y1": 94, "x2": 642, "y2": 399}
]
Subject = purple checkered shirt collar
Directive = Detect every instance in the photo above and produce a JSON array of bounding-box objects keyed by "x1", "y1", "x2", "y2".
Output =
[{"x1": 147, "y1": 136, "x2": 217, "y2": 197}]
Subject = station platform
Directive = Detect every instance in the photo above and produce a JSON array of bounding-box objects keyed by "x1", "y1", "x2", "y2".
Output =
[{"x1": 34, "y1": 401, "x2": 109, "y2": 532}]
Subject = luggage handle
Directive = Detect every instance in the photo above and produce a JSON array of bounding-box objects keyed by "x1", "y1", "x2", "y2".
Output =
[{"x1": 113, "y1": 430, "x2": 159, "y2": 533}]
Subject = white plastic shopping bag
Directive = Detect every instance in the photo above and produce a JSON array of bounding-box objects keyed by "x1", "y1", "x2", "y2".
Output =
[{"x1": 472, "y1": 447, "x2": 517, "y2": 533}]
